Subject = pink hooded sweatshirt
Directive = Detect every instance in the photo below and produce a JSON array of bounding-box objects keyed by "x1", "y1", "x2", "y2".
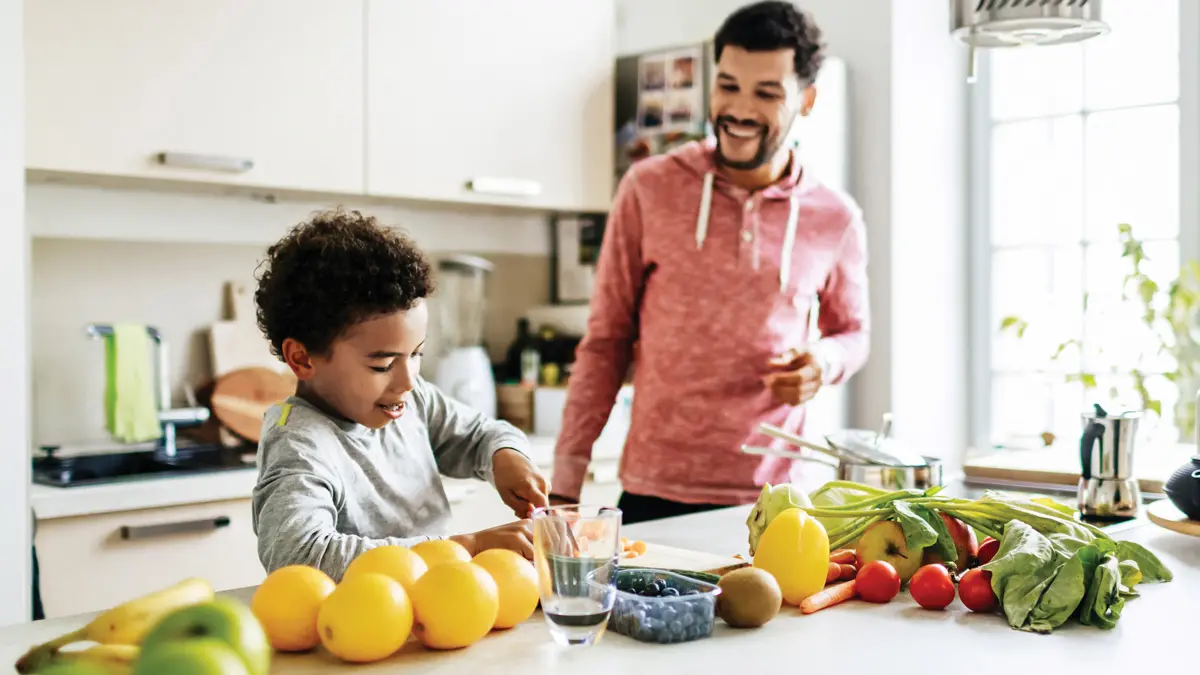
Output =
[{"x1": 552, "y1": 138, "x2": 871, "y2": 506}]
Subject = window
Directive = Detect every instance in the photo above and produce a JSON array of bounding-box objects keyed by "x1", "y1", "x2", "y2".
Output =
[{"x1": 970, "y1": 0, "x2": 1199, "y2": 452}]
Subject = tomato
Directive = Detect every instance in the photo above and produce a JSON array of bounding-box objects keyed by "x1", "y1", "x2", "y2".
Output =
[
  {"x1": 958, "y1": 568, "x2": 998, "y2": 613},
  {"x1": 976, "y1": 537, "x2": 1000, "y2": 566},
  {"x1": 909, "y1": 564, "x2": 956, "y2": 610},
  {"x1": 855, "y1": 560, "x2": 901, "y2": 603}
]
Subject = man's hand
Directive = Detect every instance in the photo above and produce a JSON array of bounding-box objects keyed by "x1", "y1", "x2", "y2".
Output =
[
  {"x1": 492, "y1": 448, "x2": 550, "y2": 519},
  {"x1": 450, "y1": 519, "x2": 534, "y2": 559},
  {"x1": 764, "y1": 347, "x2": 823, "y2": 406}
]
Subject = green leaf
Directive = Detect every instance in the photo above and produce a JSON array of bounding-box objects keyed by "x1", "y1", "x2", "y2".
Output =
[
  {"x1": 1146, "y1": 399, "x2": 1162, "y2": 416},
  {"x1": 982, "y1": 522, "x2": 1067, "y2": 631},
  {"x1": 999, "y1": 316, "x2": 1029, "y2": 338},
  {"x1": 1139, "y1": 278, "x2": 1159, "y2": 306},
  {"x1": 913, "y1": 504, "x2": 959, "y2": 566},
  {"x1": 1115, "y1": 541, "x2": 1173, "y2": 582},
  {"x1": 891, "y1": 501, "x2": 939, "y2": 554}
]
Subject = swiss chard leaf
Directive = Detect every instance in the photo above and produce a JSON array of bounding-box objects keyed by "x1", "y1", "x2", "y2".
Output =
[
  {"x1": 1115, "y1": 541, "x2": 1173, "y2": 582},
  {"x1": 891, "y1": 501, "x2": 939, "y2": 554},
  {"x1": 913, "y1": 504, "x2": 959, "y2": 565},
  {"x1": 1079, "y1": 555, "x2": 1125, "y2": 629},
  {"x1": 982, "y1": 521, "x2": 1066, "y2": 630},
  {"x1": 1026, "y1": 542, "x2": 1103, "y2": 633}
]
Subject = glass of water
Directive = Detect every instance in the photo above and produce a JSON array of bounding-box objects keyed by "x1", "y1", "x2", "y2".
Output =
[{"x1": 532, "y1": 504, "x2": 622, "y2": 646}]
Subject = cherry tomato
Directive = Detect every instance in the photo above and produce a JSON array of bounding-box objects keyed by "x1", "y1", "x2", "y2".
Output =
[
  {"x1": 909, "y1": 564, "x2": 956, "y2": 610},
  {"x1": 976, "y1": 538, "x2": 1000, "y2": 566},
  {"x1": 856, "y1": 560, "x2": 901, "y2": 603},
  {"x1": 958, "y1": 568, "x2": 998, "y2": 613}
]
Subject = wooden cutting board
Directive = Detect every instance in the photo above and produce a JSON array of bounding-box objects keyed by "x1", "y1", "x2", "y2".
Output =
[
  {"x1": 209, "y1": 281, "x2": 293, "y2": 379},
  {"x1": 620, "y1": 543, "x2": 749, "y2": 576},
  {"x1": 1146, "y1": 499, "x2": 1200, "y2": 537},
  {"x1": 210, "y1": 366, "x2": 295, "y2": 443}
]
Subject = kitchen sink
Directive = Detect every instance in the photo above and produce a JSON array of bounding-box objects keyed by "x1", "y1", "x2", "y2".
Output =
[{"x1": 32, "y1": 443, "x2": 255, "y2": 488}]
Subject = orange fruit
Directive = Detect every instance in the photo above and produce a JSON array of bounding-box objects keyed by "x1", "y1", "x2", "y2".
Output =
[
  {"x1": 317, "y1": 572, "x2": 413, "y2": 663},
  {"x1": 409, "y1": 561, "x2": 499, "y2": 649},
  {"x1": 472, "y1": 549, "x2": 540, "y2": 629},
  {"x1": 344, "y1": 545, "x2": 428, "y2": 592},
  {"x1": 410, "y1": 539, "x2": 471, "y2": 568},
  {"x1": 250, "y1": 565, "x2": 336, "y2": 652}
]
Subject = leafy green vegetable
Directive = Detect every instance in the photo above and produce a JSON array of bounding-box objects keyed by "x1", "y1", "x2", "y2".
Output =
[
  {"x1": 981, "y1": 522, "x2": 1065, "y2": 630},
  {"x1": 798, "y1": 480, "x2": 1175, "y2": 634},
  {"x1": 1115, "y1": 541, "x2": 1173, "y2": 582},
  {"x1": 891, "y1": 501, "x2": 939, "y2": 554}
]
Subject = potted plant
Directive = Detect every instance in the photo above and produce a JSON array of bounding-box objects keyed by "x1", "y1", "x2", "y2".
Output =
[{"x1": 998, "y1": 223, "x2": 1200, "y2": 444}]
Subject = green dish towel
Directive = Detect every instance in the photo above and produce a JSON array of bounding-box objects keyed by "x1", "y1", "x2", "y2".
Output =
[{"x1": 104, "y1": 323, "x2": 162, "y2": 444}]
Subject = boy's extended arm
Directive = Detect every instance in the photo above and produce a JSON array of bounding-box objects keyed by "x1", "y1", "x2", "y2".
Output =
[{"x1": 417, "y1": 376, "x2": 533, "y2": 484}]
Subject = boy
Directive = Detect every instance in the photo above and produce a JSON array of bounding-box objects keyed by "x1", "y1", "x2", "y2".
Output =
[{"x1": 250, "y1": 208, "x2": 549, "y2": 581}]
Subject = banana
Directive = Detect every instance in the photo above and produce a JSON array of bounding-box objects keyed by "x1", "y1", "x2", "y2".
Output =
[
  {"x1": 39, "y1": 644, "x2": 141, "y2": 675},
  {"x1": 15, "y1": 578, "x2": 214, "y2": 674}
]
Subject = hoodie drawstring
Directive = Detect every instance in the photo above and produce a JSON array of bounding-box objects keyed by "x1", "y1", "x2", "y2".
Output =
[{"x1": 694, "y1": 171, "x2": 802, "y2": 292}]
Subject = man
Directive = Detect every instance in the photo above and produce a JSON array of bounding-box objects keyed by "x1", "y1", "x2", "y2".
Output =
[{"x1": 550, "y1": 1, "x2": 870, "y2": 524}]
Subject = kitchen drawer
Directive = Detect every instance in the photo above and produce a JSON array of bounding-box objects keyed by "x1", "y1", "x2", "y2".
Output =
[{"x1": 36, "y1": 498, "x2": 263, "y2": 618}]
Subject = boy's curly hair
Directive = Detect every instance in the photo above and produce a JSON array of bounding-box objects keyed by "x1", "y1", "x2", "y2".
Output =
[{"x1": 254, "y1": 208, "x2": 435, "y2": 358}]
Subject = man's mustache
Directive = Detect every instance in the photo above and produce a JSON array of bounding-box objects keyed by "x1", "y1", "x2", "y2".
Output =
[{"x1": 716, "y1": 116, "x2": 766, "y2": 133}]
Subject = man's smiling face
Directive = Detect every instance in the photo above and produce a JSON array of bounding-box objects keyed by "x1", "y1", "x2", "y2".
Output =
[{"x1": 710, "y1": 45, "x2": 815, "y2": 171}]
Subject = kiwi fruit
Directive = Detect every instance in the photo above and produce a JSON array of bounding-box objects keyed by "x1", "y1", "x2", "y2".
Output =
[{"x1": 716, "y1": 567, "x2": 783, "y2": 628}]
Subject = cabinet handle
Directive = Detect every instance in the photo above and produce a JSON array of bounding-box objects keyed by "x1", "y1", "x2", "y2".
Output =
[
  {"x1": 154, "y1": 152, "x2": 254, "y2": 173},
  {"x1": 119, "y1": 516, "x2": 231, "y2": 541},
  {"x1": 465, "y1": 177, "x2": 541, "y2": 197}
]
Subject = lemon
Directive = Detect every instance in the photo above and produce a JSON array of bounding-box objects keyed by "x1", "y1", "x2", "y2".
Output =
[
  {"x1": 472, "y1": 549, "x2": 540, "y2": 629},
  {"x1": 345, "y1": 545, "x2": 428, "y2": 592},
  {"x1": 250, "y1": 565, "x2": 336, "y2": 652},
  {"x1": 410, "y1": 539, "x2": 471, "y2": 568},
  {"x1": 409, "y1": 561, "x2": 499, "y2": 649},
  {"x1": 317, "y1": 572, "x2": 413, "y2": 663},
  {"x1": 752, "y1": 507, "x2": 829, "y2": 606}
]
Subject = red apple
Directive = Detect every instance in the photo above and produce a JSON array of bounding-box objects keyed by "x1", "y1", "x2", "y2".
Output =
[
  {"x1": 921, "y1": 513, "x2": 978, "y2": 571},
  {"x1": 855, "y1": 520, "x2": 925, "y2": 583}
]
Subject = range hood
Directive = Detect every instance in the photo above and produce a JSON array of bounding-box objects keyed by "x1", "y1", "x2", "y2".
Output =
[{"x1": 951, "y1": 0, "x2": 1111, "y2": 82}]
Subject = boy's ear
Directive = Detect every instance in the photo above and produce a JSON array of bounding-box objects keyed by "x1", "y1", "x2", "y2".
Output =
[{"x1": 281, "y1": 338, "x2": 317, "y2": 380}]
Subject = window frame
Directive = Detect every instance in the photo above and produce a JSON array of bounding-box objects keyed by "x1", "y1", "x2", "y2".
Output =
[{"x1": 967, "y1": 3, "x2": 1200, "y2": 452}]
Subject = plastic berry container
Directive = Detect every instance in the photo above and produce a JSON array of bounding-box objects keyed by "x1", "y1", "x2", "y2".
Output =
[{"x1": 607, "y1": 568, "x2": 721, "y2": 644}]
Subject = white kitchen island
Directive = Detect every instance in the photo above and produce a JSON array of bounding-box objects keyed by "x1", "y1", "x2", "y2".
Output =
[{"x1": 3, "y1": 504, "x2": 1196, "y2": 673}]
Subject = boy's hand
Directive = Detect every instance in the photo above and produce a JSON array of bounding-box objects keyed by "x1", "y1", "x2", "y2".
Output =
[
  {"x1": 492, "y1": 448, "x2": 550, "y2": 519},
  {"x1": 450, "y1": 519, "x2": 535, "y2": 560}
]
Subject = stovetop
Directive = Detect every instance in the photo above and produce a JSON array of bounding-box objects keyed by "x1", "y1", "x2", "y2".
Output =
[{"x1": 32, "y1": 443, "x2": 254, "y2": 488}]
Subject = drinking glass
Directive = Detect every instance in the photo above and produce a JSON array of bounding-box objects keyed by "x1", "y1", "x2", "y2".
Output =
[{"x1": 532, "y1": 504, "x2": 622, "y2": 646}]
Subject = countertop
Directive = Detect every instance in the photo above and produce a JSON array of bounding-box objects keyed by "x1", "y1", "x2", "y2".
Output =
[
  {"x1": 30, "y1": 434, "x2": 622, "y2": 520},
  {"x1": 962, "y1": 441, "x2": 1196, "y2": 495},
  {"x1": 4, "y1": 493, "x2": 1197, "y2": 673}
]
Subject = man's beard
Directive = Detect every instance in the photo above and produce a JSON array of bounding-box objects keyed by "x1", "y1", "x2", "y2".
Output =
[{"x1": 713, "y1": 114, "x2": 797, "y2": 171}]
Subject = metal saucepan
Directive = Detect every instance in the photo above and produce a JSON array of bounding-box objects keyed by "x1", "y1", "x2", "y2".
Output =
[{"x1": 741, "y1": 443, "x2": 945, "y2": 490}]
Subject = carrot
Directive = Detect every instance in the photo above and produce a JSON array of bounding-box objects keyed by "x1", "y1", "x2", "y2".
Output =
[
  {"x1": 830, "y1": 549, "x2": 857, "y2": 565},
  {"x1": 800, "y1": 580, "x2": 857, "y2": 615},
  {"x1": 826, "y1": 562, "x2": 841, "y2": 583},
  {"x1": 839, "y1": 564, "x2": 857, "y2": 581}
]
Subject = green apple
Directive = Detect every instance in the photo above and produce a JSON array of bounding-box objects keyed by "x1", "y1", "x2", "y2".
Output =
[
  {"x1": 139, "y1": 598, "x2": 270, "y2": 675},
  {"x1": 133, "y1": 638, "x2": 249, "y2": 675}
]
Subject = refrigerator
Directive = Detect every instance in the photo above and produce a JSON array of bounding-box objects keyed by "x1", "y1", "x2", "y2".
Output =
[{"x1": 612, "y1": 42, "x2": 853, "y2": 439}]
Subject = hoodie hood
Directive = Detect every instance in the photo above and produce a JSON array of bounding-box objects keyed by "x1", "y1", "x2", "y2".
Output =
[{"x1": 664, "y1": 137, "x2": 811, "y2": 291}]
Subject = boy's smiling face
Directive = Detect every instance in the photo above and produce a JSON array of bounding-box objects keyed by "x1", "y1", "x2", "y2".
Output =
[{"x1": 283, "y1": 300, "x2": 429, "y2": 429}]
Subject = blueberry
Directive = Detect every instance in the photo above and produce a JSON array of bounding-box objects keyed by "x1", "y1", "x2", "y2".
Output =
[
  {"x1": 684, "y1": 588, "x2": 700, "y2": 595},
  {"x1": 669, "y1": 620, "x2": 684, "y2": 634},
  {"x1": 661, "y1": 606, "x2": 678, "y2": 623},
  {"x1": 681, "y1": 612, "x2": 695, "y2": 627},
  {"x1": 661, "y1": 587, "x2": 679, "y2": 597}
]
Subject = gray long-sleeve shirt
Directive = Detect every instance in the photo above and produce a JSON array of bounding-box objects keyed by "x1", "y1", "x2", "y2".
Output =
[{"x1": 250, "y1": 376, "x2": 532, "y2": 581}]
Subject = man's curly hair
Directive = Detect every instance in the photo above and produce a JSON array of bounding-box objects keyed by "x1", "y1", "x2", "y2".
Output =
[
  {"x1": 254, "y1": 208, "x2": 435, "y2": 359},
  {"x1": 714, "y1": 1, "x2": 826, "y2": 85}
]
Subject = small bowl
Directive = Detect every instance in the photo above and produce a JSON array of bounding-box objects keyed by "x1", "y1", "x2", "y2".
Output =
[{"x1": 605, "y1": 568, "x2": 721, "y2": 644}]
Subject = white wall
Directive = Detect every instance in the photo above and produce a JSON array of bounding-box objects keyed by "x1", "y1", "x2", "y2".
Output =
[
  {"x1": 1, "y1": 0, "x2": 32, "y2": 626},
  {"x1": 616, "y1": 0, "x2": 971, "y2": 467},
  {"x1": 889, "y1": 3, "x2": 970, "y2": 463}
]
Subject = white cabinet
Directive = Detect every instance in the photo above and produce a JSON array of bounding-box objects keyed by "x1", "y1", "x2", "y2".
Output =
[
  {"x1": 25, "y1": 0, "x2": 365, "y2": 195},
  {"x1": 365, "y1": 0, "x2": 616, "y2": 212},
  {"x1": 35, "y1": 498, "x2": 264, "y2": 619}
]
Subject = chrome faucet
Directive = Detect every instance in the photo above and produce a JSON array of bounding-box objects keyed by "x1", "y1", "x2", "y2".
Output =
[{"x1": 85, "y1": 323, "x2": 211, "y2": 458}]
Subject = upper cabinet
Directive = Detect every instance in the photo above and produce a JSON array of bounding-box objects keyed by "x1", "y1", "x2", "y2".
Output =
[
  {"x1": 365, "y1": 0, "x2": 615, "y2": 213},
  {"x1": 25, "y1": 0, "x2": 365, "y2": 195}
]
